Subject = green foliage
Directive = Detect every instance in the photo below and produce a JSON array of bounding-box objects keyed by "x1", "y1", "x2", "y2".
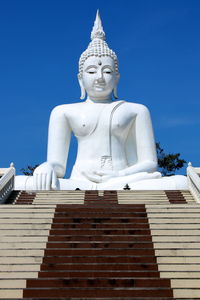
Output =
[
  {"x1": 20, "y1": 165, "x2": 39, "y2": 176},
  {"x1": 156, "y1": 142, "x2": 186, "y2": 176}
]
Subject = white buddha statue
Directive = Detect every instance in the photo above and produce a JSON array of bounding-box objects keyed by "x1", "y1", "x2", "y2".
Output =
[{"x1": 15, "y1": 11, "x2": 187, "y2": 191}]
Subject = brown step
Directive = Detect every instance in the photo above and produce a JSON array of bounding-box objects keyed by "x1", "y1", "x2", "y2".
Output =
[
  {"x1": 26, "y1": 278, "x2": 171, "y2": 288},
  {"x1": 166, "y1": 202, "x2": 186, "y2": 204},
  {"x1": 52, "y1": 213, "x2": 149, "y2": 218},
  {"x1": 46, "y1": 242, "x2": 154, "y2": 249},
  {"x1": 165, "y1": 190, "x2": 187, "y2": 204},
  {"x1": 44, "y1": 249, "x2": 155, "y2": 256},
  {"x1": 51, "y1": 217, "x2": 149, "y2": 223},
  {"x1": 51, "y1": 223, "x2": 150, "y2": 229},
  {"x1": 54, "y1": 207, "x2": 147, "y2": 214},
  {"x1": 23, "y1": 287, "x2": 173, "y2": 298},
  {"x1": 43, "y1": 256, "x2": 157, "y2": 264},
  {"x1": 18, "y1": 201, "x2": 175, "y2": 299},
  {"x1": 38, "y1": 270, "x2": 161, "y2": 278},
  {"x1": 15, "y1": 196, "x2": 35, "y2": 199},
  {"x1": 85, "y1": 200, "x2": 117, "y2": 203},
  {"x1": 57, "y1": 204, "x2": 147, "y2": 208},
  {"x1": 48, "y1": 235, "x2": 152, "y2": 242},
  {"x1": 49, "y1": 229, "x2": 151, "y2": 235},
  {"x1": 41, "y1": 263, "x2": 158, "y2": 271},
  {"x1": 15, "y1": 202, "x2": 33, "y2": 204},
  {"x1": 56, "y1": 205, "x2": 146, "y2": 210}
]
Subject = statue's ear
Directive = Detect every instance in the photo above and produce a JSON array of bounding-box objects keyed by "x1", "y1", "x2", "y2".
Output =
[
  {"x1": 78, "y1": 75, "x2": 86, "y2": 100},
  {"x1": 113, "y1": 73, "x2": 120, "y2": 99}
]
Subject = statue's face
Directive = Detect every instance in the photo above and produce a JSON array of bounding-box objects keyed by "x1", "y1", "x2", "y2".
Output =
[{"x1": 80, "y1": 56, "x2": 119, "y2": 100}]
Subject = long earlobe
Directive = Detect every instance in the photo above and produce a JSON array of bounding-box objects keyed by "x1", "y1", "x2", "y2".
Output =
[
  {"x1": 78, "y1": 77, "x2": 86, "y2": 100},
  {"x1": 113, "y1": 86, "x2": 118, "y2": 99},
  {"x1": 113, "y1": 74, "x2": 120, "y2": 99},
  {"x1": 80, "y1": 86, "x2": 86, "y2": 100}
]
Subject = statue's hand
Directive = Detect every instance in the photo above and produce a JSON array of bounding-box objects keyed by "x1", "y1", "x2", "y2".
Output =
[
  {"x1": 82, "y1": 170, "x2": 119, "y2": 183},
  {"x1": 95, "y1": 170, "x2": 119, "y2": 177},
  {"x1": 33, "y1": 162, "x2": 57, "y2": 190},
  {"x1": 94, "y1": 170, "x2": 119, "y2": 182},
  {"x1": 82, "y1": 171, "x2": 102, "y2": 183}
]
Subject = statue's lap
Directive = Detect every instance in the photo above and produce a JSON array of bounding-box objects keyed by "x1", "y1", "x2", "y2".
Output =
[{"x1": 14, "y1": 173, "x2": 188, "y2": 191}]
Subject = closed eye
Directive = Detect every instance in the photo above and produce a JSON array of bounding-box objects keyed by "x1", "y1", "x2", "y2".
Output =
[
  {"x1": 103, "y1": 68, "x2": 113, "y2": 74},
  {"x1": 85, "y1": 66, "x2": 97, "y2": 74}
]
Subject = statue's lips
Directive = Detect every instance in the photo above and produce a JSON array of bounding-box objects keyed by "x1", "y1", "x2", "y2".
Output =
[{"x1": 93, "y1": 84, "x2": 106, "y2": 89}]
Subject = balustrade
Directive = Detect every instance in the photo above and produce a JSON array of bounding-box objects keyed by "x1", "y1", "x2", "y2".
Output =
[{"x1": 0, "y1": 163, "x2": 15, "y2": 203}]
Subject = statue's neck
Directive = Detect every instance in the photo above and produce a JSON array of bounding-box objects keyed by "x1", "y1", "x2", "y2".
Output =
[{"x1": 86, "y1": 97, "x2": 112, "y2": 104}]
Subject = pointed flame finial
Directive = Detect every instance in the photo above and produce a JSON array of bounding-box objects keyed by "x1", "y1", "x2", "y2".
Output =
[
  {"x1": 79, "y1": 10, "x2": 119, "y2": 84},
  {"x1": 91, "y1": 9, "x2": 105, "y2": 41}
]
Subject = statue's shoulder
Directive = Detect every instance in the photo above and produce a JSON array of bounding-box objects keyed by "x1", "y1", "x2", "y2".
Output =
[
  {"x1": 122, "y1": 101, "x2": 150, "y2": 113},
  {"x1": 51, "y1": 102, "x2": 84, "y2": 115}
]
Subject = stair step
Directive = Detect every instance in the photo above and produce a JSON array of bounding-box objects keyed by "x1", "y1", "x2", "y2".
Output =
[
  {"x1": 173, "y1": 289, "x2": 200, "y2": 298},
  {"x1": 41, "y1": 263, "x2": 158, "y2": 271},
  {"x1": 48, "y1": 235, "x2": 153, "y2": 241},
  {"x1": 38, "y1": 271, "x2": 161, "y2": 278},
  {"x1": 45, "y1": 242, "x2": 154, "y2": 249},
  {"x1": 26, "y1": 278, "x2": 171, "y2": 288},
  {"x1": 1, "y1": 190, "x2": 199, "y2": 299},
  {"x1": 42, "y1": 256, "x2": 157, "y2": 263},
  {"x1": 51, "y1": 223, "x2": 150, "y2": 229},
  {"x1": 23, "y1": 288, "x2": 173, "y2": 298},
  {"x1": 49, "y1": 229, "x2": 151, "y2": 235},
  {"x1": 44, "y1": 249, "x2": 156, "y2": 255},
  {"x1": 52, "y1": 218, "x2": 149, "y2": 223},
  {"x1": 0, "y1": 290, "x2": 23, "y2": 299}
]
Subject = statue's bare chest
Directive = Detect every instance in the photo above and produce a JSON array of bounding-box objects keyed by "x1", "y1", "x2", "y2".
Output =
[{"x1": 67, "y1": 104, "x2": 135, "y2": 138}]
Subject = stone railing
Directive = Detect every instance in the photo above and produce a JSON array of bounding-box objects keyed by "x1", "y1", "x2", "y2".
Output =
[
  {"x1": 0, "y1": 163, "x2": 15, "y2": 204},
  {"x1": 187, "y1": 162, "x2": 200, "y2": 203}
]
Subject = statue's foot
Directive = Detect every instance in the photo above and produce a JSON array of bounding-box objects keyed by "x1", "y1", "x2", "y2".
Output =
[
  {"x1": 97, "y1": 174, "x2": 187, "y2": 190},
  {"x1": 98, "y1": 172, "x2": 161, "y2": 190}
]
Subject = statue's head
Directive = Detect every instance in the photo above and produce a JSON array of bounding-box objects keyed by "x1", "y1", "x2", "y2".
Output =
[{"x1": 78, "y1": 10, "x2": 120, "y2": 100}]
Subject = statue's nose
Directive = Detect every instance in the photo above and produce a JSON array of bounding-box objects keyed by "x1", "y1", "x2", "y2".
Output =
[
  {"x1": 96, "y1": 70, "x2": 105, "y2": 83},
  {"x1": 97, "y1": 77, "x2": 104, "y2": 83}
]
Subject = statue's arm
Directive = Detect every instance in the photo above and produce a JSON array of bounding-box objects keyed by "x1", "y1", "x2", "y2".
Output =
[
  {"x1": 33, "y1": 105, "x2": 71, "y2": 190},
  {"x1": 47, "y1": 106, "x2": 71, "y2": 177},
  {"x1": 119, "y1": 104, "x2": 158, "y2": 176}
]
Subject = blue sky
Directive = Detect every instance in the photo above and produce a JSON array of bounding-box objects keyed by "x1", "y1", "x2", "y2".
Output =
[{"x1": 0, "y1": 0, "x2": 199, "y2": 177}]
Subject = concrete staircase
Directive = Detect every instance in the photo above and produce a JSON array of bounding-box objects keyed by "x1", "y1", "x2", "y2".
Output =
[{"x1": 0, "y1": 190, "x2": 199, "y2": 299}]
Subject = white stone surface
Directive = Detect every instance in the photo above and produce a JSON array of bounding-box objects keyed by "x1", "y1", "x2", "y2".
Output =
[{"x1": 187, "y1": 163, "x2": 200, "y2": 202}]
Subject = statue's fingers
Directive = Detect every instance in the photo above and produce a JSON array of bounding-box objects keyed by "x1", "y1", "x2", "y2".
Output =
[
  {"x1": 51, "y1": 171, "x2": 57, "y2": 190},
  {"x1": 46, "y1": 173, "x2": 51, "y2": 190},
  {"x1": 83, "y1": 172, "x2": 101, "y2": 183},
  {"x1": 42, "y1": 174, "x2": 46, "y2": 190},
  {"x1": 33, "y1": 174, "x2": 38, "y2": 190},
  {"x1": 94, "y1": 170, "x2": 103, "y2": 176},
  {"x1": 101, "y1": 175, "x2": 111, "y2": 182},
  {"x1": 95, "y1": 170, "x2": 112, "y2": 176},
  {"x1": 37, "y1": 174, "x2": 42, "y2": 190},
  {"x1": 36, "y1": 174, "x2": 41, "y2": 190},
  {"x1": 91, "y1": 176, "x2": 101, "y2": 183}
]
